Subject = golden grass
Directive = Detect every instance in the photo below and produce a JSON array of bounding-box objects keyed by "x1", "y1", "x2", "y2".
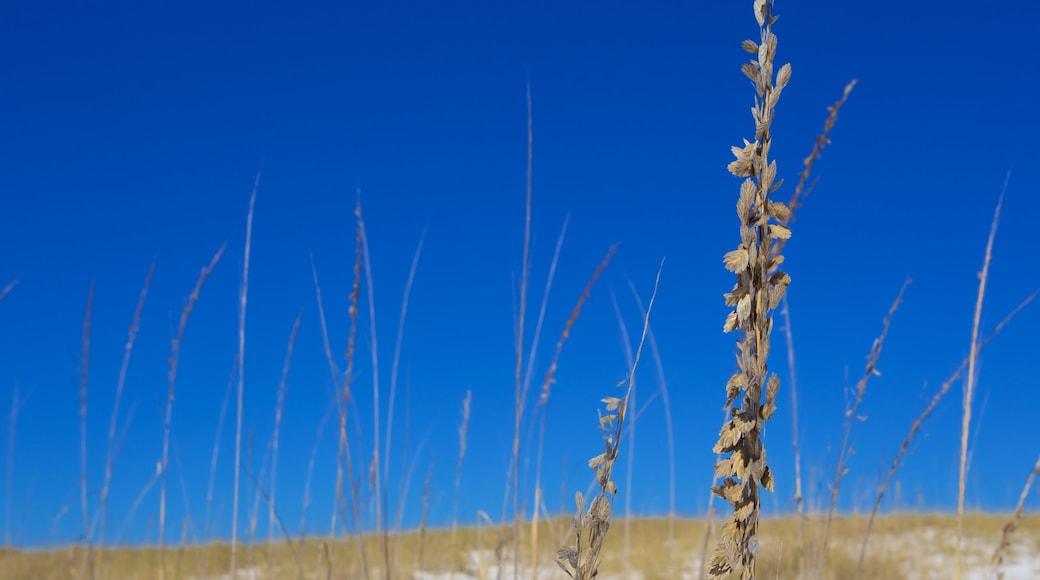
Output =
[{"x1": 5, "y1": 514, "x2": 1037, "y2": 579}]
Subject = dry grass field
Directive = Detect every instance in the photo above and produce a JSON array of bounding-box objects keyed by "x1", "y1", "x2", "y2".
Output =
[{"x1": 3, "y1": 1, "x2": 1039, "y2": 579}]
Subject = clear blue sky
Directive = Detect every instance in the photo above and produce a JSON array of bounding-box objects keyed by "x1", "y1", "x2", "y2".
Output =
[{"x1": 2, "y1": 0, "x2": 1039, "y2": 548}]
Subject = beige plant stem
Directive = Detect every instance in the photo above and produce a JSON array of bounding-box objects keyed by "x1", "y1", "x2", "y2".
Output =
[
  {"x1": 556, "y1": 260, "x2": 662, "y2": 580},
  {"x1": 269, "y1": 309, "x2": 302, "y2": 553},
  {"x1": 856, "y1": 289, "x2": 1037, "y2": 577},
  {"x1": 97, "y1": 263, "x2": 153, "y2": 568},
  {"x1": 709, "y1": 1, "x2": 792, "y2": 577},
  {"x1": 231, "y1": 173, "x2": 260, "y2": 578},
  {"x1": 159, "y1": 244, "x2": 226, "y2": 580},
  {"x1": 0, "y1": 280, "x2": 16, "y2": 303},
  {"x1": 451, "y1": 389, "x2": 472, "y2": 571},
  {"x1": 771, "y1": 79, "x2": 855, "y2": 576},
  {"x1": 957, "y1": 187, "x2": 1005, "y2": 579},
  {"x1": 79, "y1": 280, "x2": 94, "y2": 580},
  {"x1": 991, "y1": 450, "x2": 1040, "y2": 579},
  {"x1": 817, "y1": 280, "x2": 909, "y2": 570}
]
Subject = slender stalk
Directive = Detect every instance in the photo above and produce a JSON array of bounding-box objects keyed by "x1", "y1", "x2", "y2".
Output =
[
  {"x1": 556, "y1": 260, "x2": 662, "y2": 580},
  {"x1": 504, "y1": 79, "x2": 534, "y2": 580},
  {"x1": 817, "y1": 281, "x2": 909, "y2": 567},
  {"x1": 79, "y1": 280, "x2": 95, "y2": 579},
  {"x1": 383, "y1": 230, "x2": 425, "y2": 486},
  {"x1": 626, "y1": 278, "x2": 676, "y2": 574},
  {"x1": 451, "y1": 390, "x2": 472, "y2": 571},
  {"x1": 159, "y1": 244, "x2": 225, "y2": 579},
  {"x1": 991, "y1": 450, "x2": 1040, "y2": 579},
  {"x1": 6, "y1": 386, "x2": 28, "y2": 579},
  {"x1": 0, "y1": 279, "x2": 17, "y2": 303},
  {"x1": 710, "y1": 2, "x2": 792, "y2": 576},
  {"x1": 299, "y1": 399, "x2": 333, "y2": 544},
  {"x1": 957, "y1": 186, "x2": 1006, "y2": 579},
  {"x1": 231, "y1": 173, "x2": 260, "y2": 577},
  {"x1": 608, "y1": 291, "x2": 636, "y2": 577},
  {"x1": 773, "y1": 79, "x2": 856, "y2": 578},
  {"x1": 270, "y1": 310, "x2": 302, "y2": 553},
  {"x1": 202, "y1": 356, "x2": 237, "y2": 555},
  {"x1": 855, "y1": 288, "x2": 1036, "y2": 577},
  {"x1": 98, "y1": 262, "x2": 153, "y2": 563}
]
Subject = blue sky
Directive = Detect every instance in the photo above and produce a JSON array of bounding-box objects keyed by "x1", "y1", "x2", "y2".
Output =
[{"x1": 2, "y1": 0, "x2": 1040, "y2": 548}]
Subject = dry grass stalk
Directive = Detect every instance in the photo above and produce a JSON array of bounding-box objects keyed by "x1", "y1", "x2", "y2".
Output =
[
  {"x1": 451, "y1": 389, "x2": 472, "y2": 570},
  {"x1": 243, "y1": 467, "x2": 303, "y2": 578},
  {"x1": 97, "y1": 263, "x2": 153, "y2": 567},
  {"x1": 336, "y1": 197, "x2": 370, "y2": 577},
  {"x1": 534, "y1": 242, "x2": 619, "y2": 570},
  {"x1": 78, "y1": 279, "x2": 95, "y2": 580},
  {"x1": 203, "y1": 356, "x2": 237, "y2": 543},
  {"x1": 774, "y1": 79, "x2": 856, "y2": 576},
  {"x1": 525, "y1": 217, "x2": 568, "y2": 580},
  {"x1": 0, "y1": 279, "x2": 17, "y2": 303},
  {"x1": 956, "y1": 189, "x2": 1004, "y2": 580},
  {"x1": 816, "y1": 280, "x2": 909, "y2": 570},
  {"x1": 352, "y1": 192, "x2": 384, "y2": 545},
  {"x1": 417, "y1": 461, "x2": 434, "y2": 573},
  {"x1": 231, "y1": 174, "x2": 260, "y2": 577},
  {"x1": 857, "y1": 289, "x2": 1037, "y2": 577},
  {"x1": 709, "y1": 1, "x2": 792, "y2": 577},
  {"x1": 269, "y1": 309, "x2": 302, "y2": 556},
  {"x1": 159, "y1": 244, "x2": 226, "y2": 579},
  {"x1": 556, "y1": 260, "x2": 662, "y2": 580},
  {"x1": 383, "y1": 230, "x2": 426, "y2": 496},
  {"x1": 5, "y1": 385, "x2": 28, "y2": 580},
  {"x1": 503, "y1": 79, "x2": 535, "y2": 580},
  {"x1": 625, "y1": 278, "x2": 677, "y2": 574},
  {"x1": 991, "y1": 451, "x2": 1040, "y2": 579},
  {"x1": 607, "y1": 291, "x2": 636, "y2": 576}
]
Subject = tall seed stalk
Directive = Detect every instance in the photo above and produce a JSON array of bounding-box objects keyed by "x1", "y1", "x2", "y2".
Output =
[{"x1": 709, "y1": 1, "x2": 792, "y2": 577}]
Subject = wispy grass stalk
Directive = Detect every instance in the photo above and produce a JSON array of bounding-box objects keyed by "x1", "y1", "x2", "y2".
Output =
[
  {"x1": 956, "y1": 186, "x2": 1006, "y2": 580},
  {"x1": 533, "y1": 242, "x2": 618, "y2": 568},
  {"x1": 6, "y1": 385, "x2": 28, "y2": 579},
  {"x1": 856, "y1": 289, "x2": 1037, "y2": 577},
  {"x1": 607, "y1": 291, "x2": 635, "y2": 576},
  {"x1": 451, "y1": 389, "x2": 472, "y2": 570},
  {"x1": 0, "y1": 279, "x2": 17, "y2": 303},
  {"x1": 231, "y1": 174, "x2": 259, "y2": 577},
  {"x1": 556, "y1": 260, "x2": 662, "y2": 580},
  {"x1": 991, "y1": 450, "x2": 1040, "y2": 579},
  {"x1": 78, "y1": 279, "x2": 95, "y2": 579},
  {"x1": 383, "y1": 230, "x2": 426, "y2": 488},
  {"x1": 98, "y1": 262, "x2": 153, "y2": 566},
  {"x1": 625, "y1": 277, "x2": 676, "y2": 574},
  {"x1": 816, "y1": 280, "x2": 908, "y2": 569},
  {"x1": 202, "y1": 355, "x2": 237, "y2": 572},
  {"x1": 709, "y1": 2, "x2": 792, "y2": 576},
  {"x1": 504, "y1": 79, "x2": 535, "y2": 580},
  {"x1": 159, "y1": 244, "x2": 225, "y2": 579},
  {"x1": 774, "y1": 79, "x2": 856, "y2": 577},
  {"x1": 269, "y1": 309, "x2": 302, "y2": 555}
]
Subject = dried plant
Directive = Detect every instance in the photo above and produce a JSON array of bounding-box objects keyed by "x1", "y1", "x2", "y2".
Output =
[
  {"x1": 451, "y1": 389, "x2": 472, "y2": 569},
  {"x1": 991, "y1": 451, "x2": 1040, "y2": 579},
  {"x1": 159, "y1": 244, "x2": 225, "y2": 579},
  {"x1": 708, "y1": 1, "x2": 791, "y2": 577},
  {"x1": 0, "y1": 279, "x2": 16, "y2": 303},
  {"x1": 98, "y1": 263, "x2": 154, "y2": 567},
  {"x1": 79, "y1": 279, "x2": 95, "y2": 580},
  {"x1": 774, "y1": 80, "x2": 856, "y2": 576},
  {"x1": 957, "y1": 188, "x2": 1005, "y2": 579},
  {"x1": 269, "y1": 309, "x2": 302, "y2": 556},
  {"x1": 816, "y1": 280, "x2": 908, "y2": 571},
  {"x1": 556, "y1": 261, "x2": 662, "y2": 580},
  {"x1": 231, "y1": 173, "x2": 260, "y2": 577},
  {"x1": 857, "y1": 289, "x2": 1037, "y2": 577}
]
